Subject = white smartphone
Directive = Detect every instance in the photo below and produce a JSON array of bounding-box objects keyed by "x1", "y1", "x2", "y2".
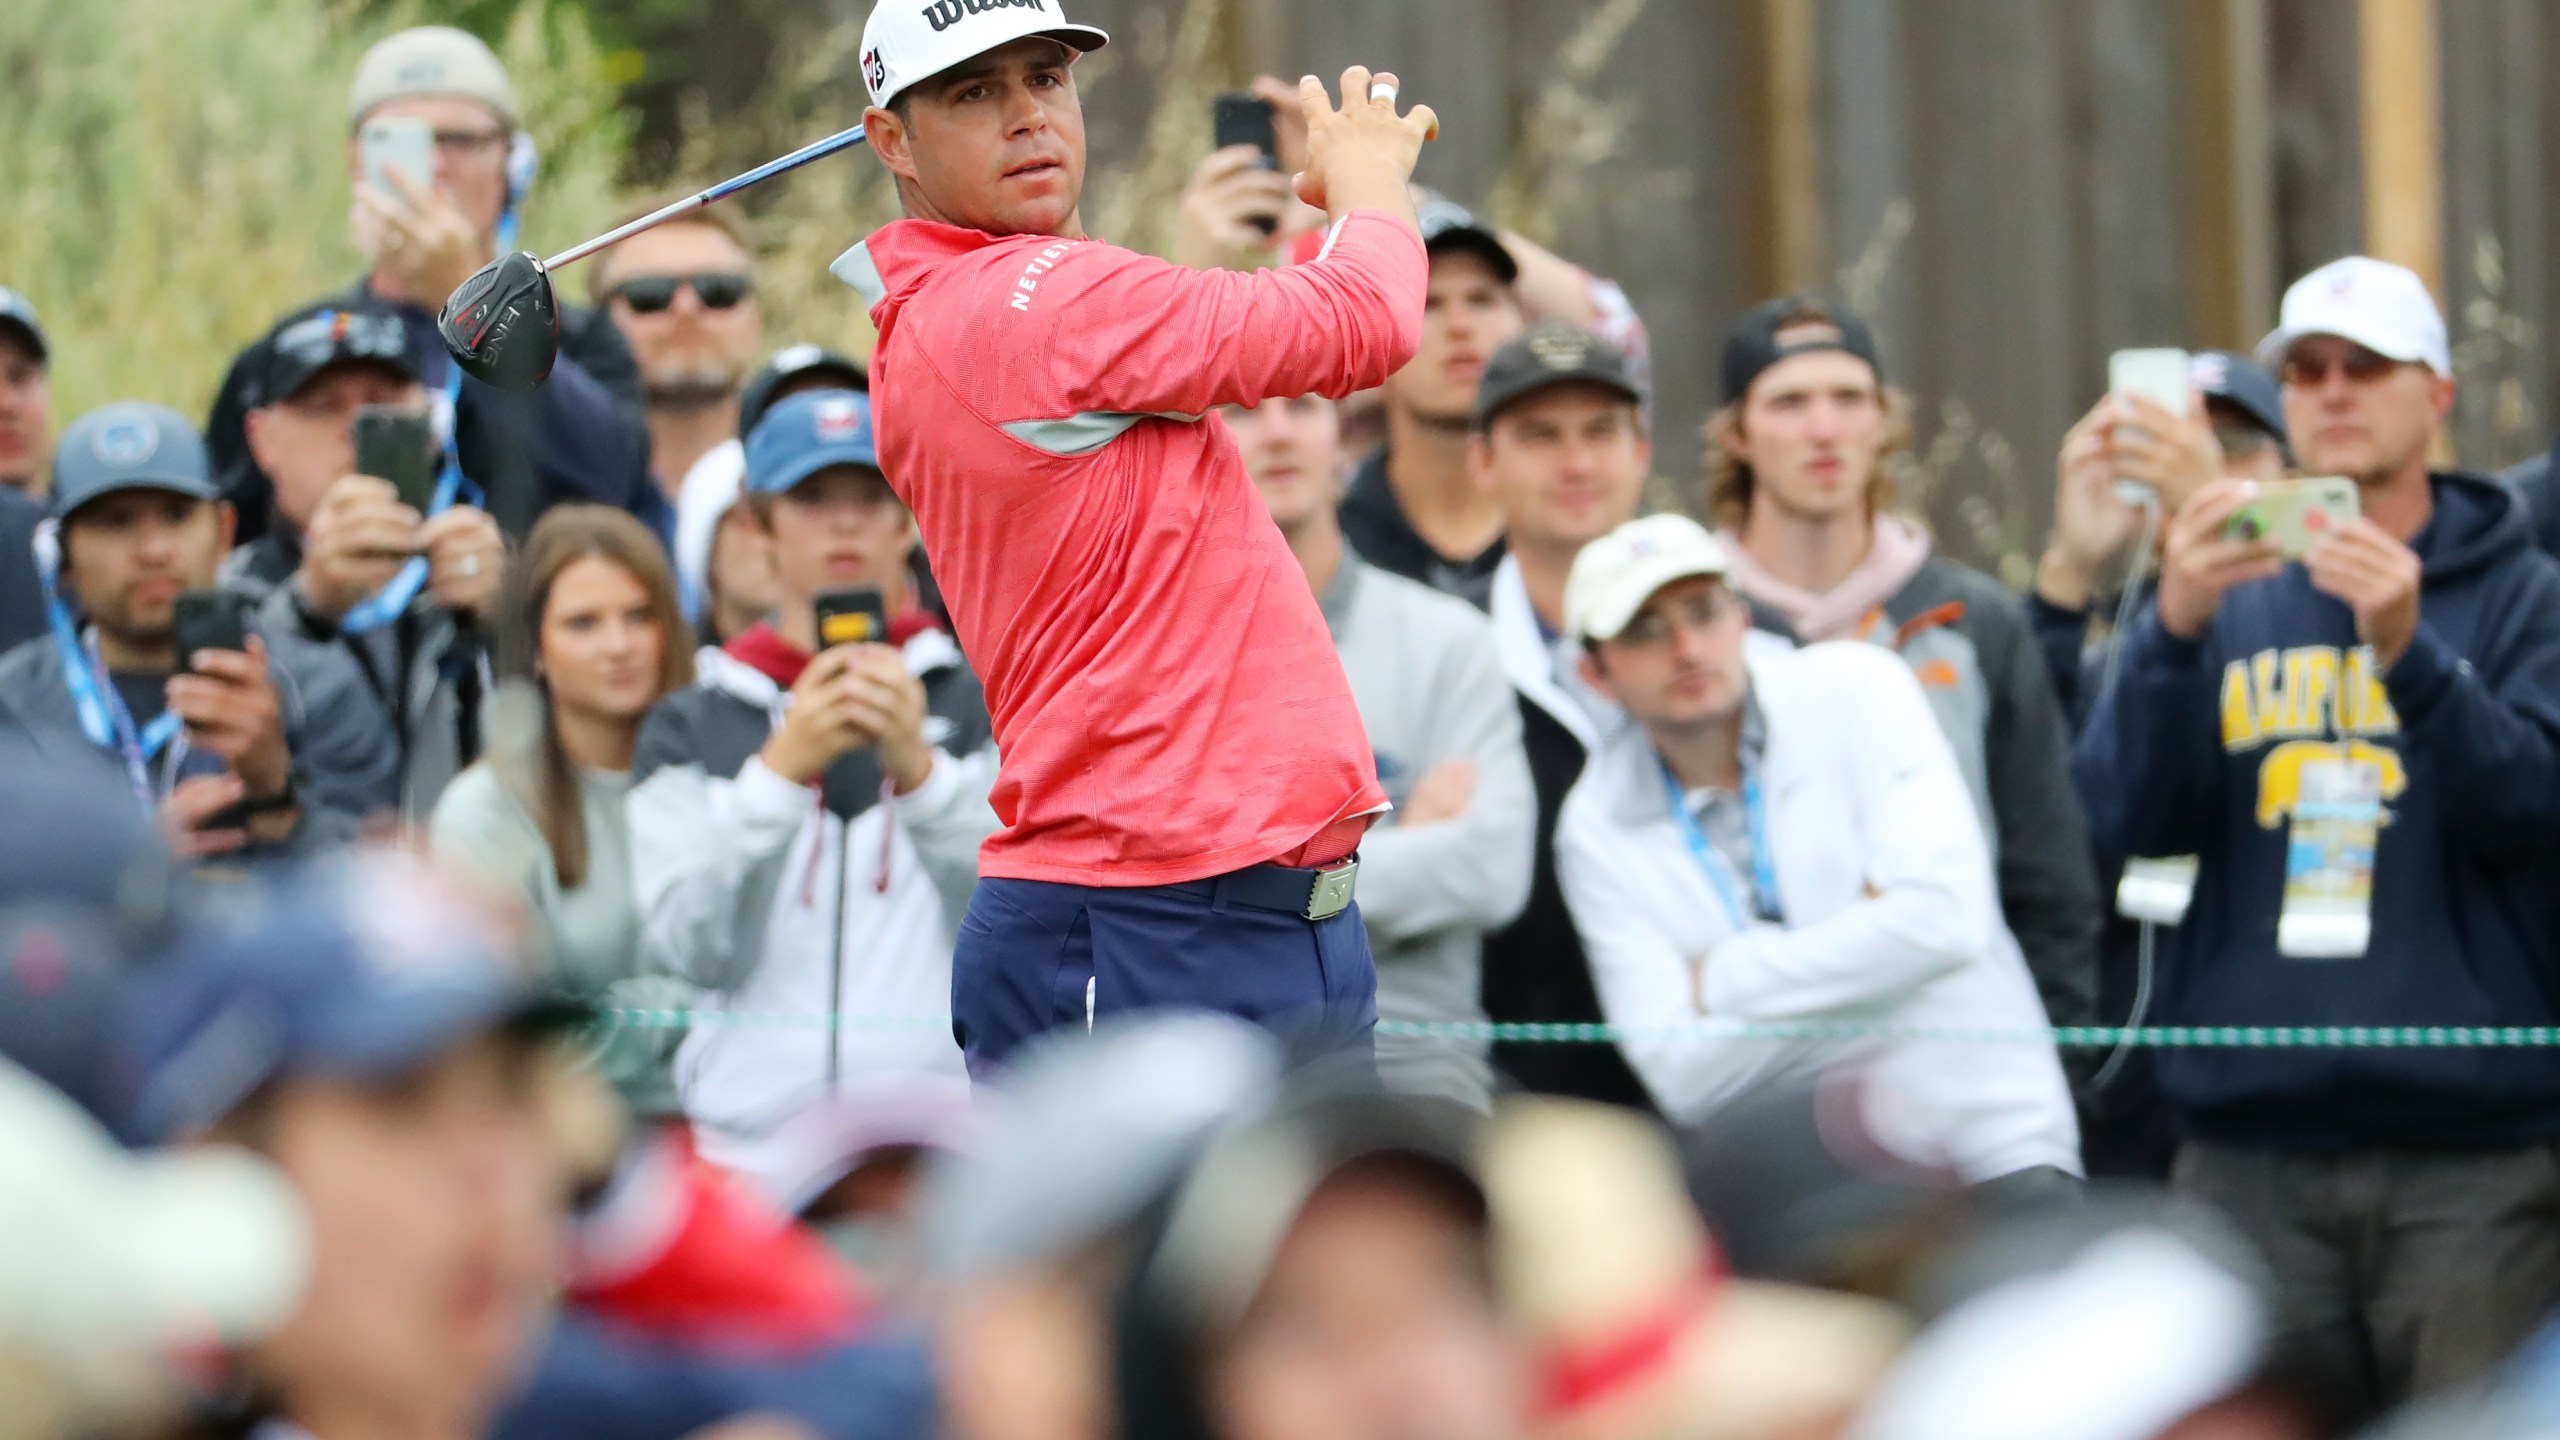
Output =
[
  {"x1": 359, "y1": 117, "x2": 435, "y2": 209},
  {"x1": 2108, "y1": 347, "x2": 2191, "y2": 504}
]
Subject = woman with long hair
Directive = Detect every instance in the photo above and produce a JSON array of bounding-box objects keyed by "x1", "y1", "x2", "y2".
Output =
[{"x1": 431, "y1": 503, "x2": 695, "y2": 1116}]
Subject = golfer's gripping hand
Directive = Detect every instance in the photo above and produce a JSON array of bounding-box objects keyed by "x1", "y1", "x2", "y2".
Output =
[{"x1": 1294, "y1": 67, "x2": 1438, "y2": 232}]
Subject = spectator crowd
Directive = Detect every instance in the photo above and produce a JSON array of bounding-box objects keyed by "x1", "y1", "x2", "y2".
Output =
[{"x1": 16, "y1": 17, "x2": 2560, "y2": 1440}]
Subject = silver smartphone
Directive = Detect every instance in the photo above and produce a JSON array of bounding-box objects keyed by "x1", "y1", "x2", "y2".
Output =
[
  {"x1": 2108, "y1": 348, "x2": 2191, "y2": 505},
  {"x1": 359, "y1": 117, "x2": 435, "y2": 208}
]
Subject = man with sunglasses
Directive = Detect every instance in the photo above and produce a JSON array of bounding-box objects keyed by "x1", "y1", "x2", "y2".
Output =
[
  {"x1": 204, "y1": 26, "x2": 655, "y2": 550},
  {"x1": 591, "y1": 198, "x2": 767, "y2": 512},
  {"x1": 2075, "y1": 256, "x2": 2560, "y2": 1419}
]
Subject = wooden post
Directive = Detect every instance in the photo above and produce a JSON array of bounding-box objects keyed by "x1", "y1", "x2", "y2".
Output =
[
  {"x1": 2181, "y1": 0, "x2": 2275, "y2": 349},
  {"x1": 2356, "y1": 0, "x2": 2442, "y2": 299},
  {"x1": 1738, "y1": 0, "x2": 1824, "y2": 296}
]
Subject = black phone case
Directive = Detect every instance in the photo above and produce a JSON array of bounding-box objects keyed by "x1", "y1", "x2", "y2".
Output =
[
  {"x1": 172, "y1": 589, "x2": 252, "y2": 670},
  {"x1": 353, "y1": 408, "x2": 439, "y2": 515},
  {"x1": 812, "y1": 586, "x2": 889, "y2": 651},
  {"x1": 1213, "y1": 93, "x2": 1278, "y2": 164}
]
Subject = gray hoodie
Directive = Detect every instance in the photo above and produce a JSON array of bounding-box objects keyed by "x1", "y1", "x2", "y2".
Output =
[{"x1": 1319, "y1": 555, "x2": 1536, "y2": 1110}]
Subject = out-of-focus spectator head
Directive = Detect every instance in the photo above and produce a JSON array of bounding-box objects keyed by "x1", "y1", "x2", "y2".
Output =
[
  {"x1": 1487, "y1": 1100, "x2": 1907, "y2": 1440},
  {"x1": 1567, "y1": 515, "x2": 1750, "y2": 736},
  {"x1": 0, "y1": 286, "x2": 52, "y2": 495},
  {"x1": 0, "y1": 1056, "x2": 311, "y2": 1440},
  {"x1": 121, "y1": 854, "x2": 577, "y2": 1439},
  {"x1": 1383, "y1": 198, "x2": 1526, "y2": 429},
  {"x1": 1469, "y1": 321, "x2": 1649, "y2": 559},
  {"x1": 240, "y1": 301, "x2": 427, "y2": 531},
  {"x1": 857, "y1": 0, "x2": 1110, "y2": 239},
  {"x1": 1226, "y1": 394, "x2": 1347, "y2": 532},
  {"x1": 1707, "y1": 294, "x2": 1909, "y2": 533},
  {"x1": 670, "y1": 346, "x2": 866, "y2": 642},
  {"x1": 346, "y1": 26, "x2": 519, "y2": 237},
  {"x1": 2257, "y1": 257, "x2": 2454, "y2": 490},
  {"x1": 48, "y1": 401, "x2": 231, "y2": 641},
  {"x1": 1851, "y1": 1202, "x2": 2291, "y2": 1440},
  {"x1": 717, "y1": 1079, "x2": 974, "y2": 1303},
  {"x1": 743, "y1": 389, "x2": 914, "y2": 613},
  {"x1": 1113, "y1": 1084, "x2": 1507, "y2": 1440},
  {"x1": 591, "y1": 200, "x2": 765, "y2": 409},
  {"x1": 739, "y1": 345, "x2": 871, "y2": 440},
  {"x1": 926, "y1": 1014, "x2": 1284, "y2": 1440},
  {"x1": 2187, "y1": 350, "x2": 2290, "y2": 485}
]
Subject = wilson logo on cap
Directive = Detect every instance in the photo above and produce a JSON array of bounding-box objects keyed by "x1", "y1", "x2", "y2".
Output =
[
  {"x1": 863, "y1": 47, "x2": 888, "y2": 92},
  {"x1": 920, "y1": 0, "x2": 1050, "y2": 34}
]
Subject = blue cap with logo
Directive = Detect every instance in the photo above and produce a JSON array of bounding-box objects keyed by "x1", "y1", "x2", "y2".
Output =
[
  {"x1": 117, "y1": 854, "x2": 563, "y2": 1144},
  {"x1": 50, "y1": 402, "x2": 218, "y2": 521},
  {"x1": 745, "y1": 388, "x2": 879, "y2": 497},
  {"x1": 2188, "y1": 350, "x2": 2288, "y2": 448},
  {"x1": 0, "y1": 285, "x2": 46, "y2": 363}
]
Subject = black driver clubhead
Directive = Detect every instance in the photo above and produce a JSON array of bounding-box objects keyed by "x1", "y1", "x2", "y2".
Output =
[{"x1": 438, "y1": 250, "x2": 559, "y2": 391}]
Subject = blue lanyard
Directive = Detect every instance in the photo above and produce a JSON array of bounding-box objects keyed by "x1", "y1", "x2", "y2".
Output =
[
  {"x1": 1659, "y1": 757, "x2": 1782, "y2": 929},
  {"x1": 36, "y1": 538, "x2": 185, "y2": 807},
  {"x1": 341, "y1": 198, "x2": 517, "y2": 636}
]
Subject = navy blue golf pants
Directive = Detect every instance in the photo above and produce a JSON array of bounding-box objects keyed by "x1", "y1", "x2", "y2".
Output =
[{"x1": 949, "y1": 872, "x2": 1378, "y2": 1078}]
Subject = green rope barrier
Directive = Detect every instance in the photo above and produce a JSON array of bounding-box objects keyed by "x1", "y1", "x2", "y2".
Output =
[{"x1": 597, "y1": 1009, "x2": 2560, "y2": 1049}]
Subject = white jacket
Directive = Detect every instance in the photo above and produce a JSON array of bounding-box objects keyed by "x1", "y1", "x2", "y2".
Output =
[
  {"x1": 1555, "y1": 641, "x2": 2080, "y2": 1181},
  {"x1": 628, "y1": 633, "x2": 998, "y2": 1151}
]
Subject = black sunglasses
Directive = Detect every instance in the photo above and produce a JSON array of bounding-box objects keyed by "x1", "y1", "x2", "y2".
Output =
[
  {"x1": 2280, "y1": 344, "x2": 2401, "y2": 387},
  {"x1": 610, "y1": 272, "x2": 755, "y2": 314}
]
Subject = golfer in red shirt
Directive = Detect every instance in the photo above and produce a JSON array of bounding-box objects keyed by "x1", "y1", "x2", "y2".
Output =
[{"x1": 836, "y1": 0, "x2": 1438, "y2": 1072}]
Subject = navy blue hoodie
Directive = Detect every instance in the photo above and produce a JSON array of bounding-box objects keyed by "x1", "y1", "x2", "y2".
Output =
[{"x1": 2075, "y1": 472, "x2": 2560, "y2": 1148}]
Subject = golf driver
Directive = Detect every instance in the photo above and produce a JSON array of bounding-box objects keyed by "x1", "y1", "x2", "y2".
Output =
[{"x1": 439, "y1": 123, "x2": 871, "y2": 390}]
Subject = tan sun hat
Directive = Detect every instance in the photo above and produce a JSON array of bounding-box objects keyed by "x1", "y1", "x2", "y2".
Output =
[{"x1": 1485, "y1": 1099, "x2": 1909, "y2": 1440}]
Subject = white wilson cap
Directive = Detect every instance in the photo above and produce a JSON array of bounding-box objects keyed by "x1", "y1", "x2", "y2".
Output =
[
  {"x1": 2256, "y1": 256, "x2": 2451, "y2": 378},
  {"x1": 859, "y1": 0, "x2": 1110, "y2": 110},
  {"x1": 1565, "y1": 514, "x2": 1735, "y2": 645}
]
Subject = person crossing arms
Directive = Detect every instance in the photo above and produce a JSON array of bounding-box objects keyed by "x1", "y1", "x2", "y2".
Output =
[{"x1": 837, "y1": 0, "x2": 1438, "y2": 1070}]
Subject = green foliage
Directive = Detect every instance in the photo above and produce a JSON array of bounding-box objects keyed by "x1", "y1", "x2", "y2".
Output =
[{"x1": 0, "y1": 0, "x2": 628, "y2": 426}]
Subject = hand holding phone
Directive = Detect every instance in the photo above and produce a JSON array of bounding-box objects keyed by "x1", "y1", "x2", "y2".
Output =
[
  {"x1": 359, "y1": 118, "x2": 436, "y2": 211},
  {"x1": 1212, "y1": 93, "x2": 1282, "y2": 236},
  {"x1": 2222, "y1": 477, "x2": 2361, "y2": 561},
  {"x1": 172, "y1": 589, "x2": 254, "y2": 672},
  {"x1": 812, "y1": 585, "x2": 890, "y2": 652},
  {"x1": 2108, "y1": 348, "x2": 2191, "y2": 504}
]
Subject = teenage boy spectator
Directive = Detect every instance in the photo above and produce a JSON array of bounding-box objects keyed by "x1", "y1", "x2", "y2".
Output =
[
  {"x1": 1709, "y1": 294, "x2": 2099, "y2": 1030},
  {"x1": 2075, "y1": 256, "x2": 2560, "y2": 1416},
  {"x1": 0, "y1": 289, "x2": 53, "y2": 650},
  {"x1": 630, "y1": 389, "x2": 996, "y2": 1159},
  {"x1": 1225, "y1": 388, "x2": 1534, "y2": 1109},
  {"x1": 591, "y1": 197, "x2": 765, "y2": 508},
  {"x1": 2034, "y1": 351, "x2": 2290, "y2": 728},
  {"x1": 227, "y1": 299, "x2": 506, "y2": 821},
  {"x1": 0, "y1": 403, "x2": 372, "y2": 860},
  {"x1": 205, "y1": 25, "x2": 654, "y2": 546},
  {"x1": 1464, "y1": 321, "x2": 1657, "y2": 1109},
  {"x1": 1556, "y1": 514, "x2": 2081, "y2": 1185},
  {"x1": 1171, "y1": 113, "x2": 1646, "y2": 611},
  {"x1": 0, "y1": 286, "x2": 51, "y2": 496},
  {"x1": 672, "y1": 345, "x2": 868, "y2": 646}
]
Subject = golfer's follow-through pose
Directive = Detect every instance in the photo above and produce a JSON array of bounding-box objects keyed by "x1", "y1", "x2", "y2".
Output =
[{"x1": 836, "y1": 0, "x2": 1439, "y2": 1071}]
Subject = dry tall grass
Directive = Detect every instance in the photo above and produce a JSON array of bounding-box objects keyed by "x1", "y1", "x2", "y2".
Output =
[{"x1": 0, "y1": 0, "x2": 627, "y2": 424}]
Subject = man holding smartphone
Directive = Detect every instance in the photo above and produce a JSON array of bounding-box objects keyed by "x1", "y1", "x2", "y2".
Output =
[
  {"x1": 203, "y1": 25, "x2": 655, "y2": 548},
  {"x1": 0, "y1": 403, "x2": 365, "y2": 860},
  {"x1": 630, "y1": 388, "x2": 997, "y2": 1159},
  {"x1": 227, "y1": 298, "x2": 504, "y2": 821}
]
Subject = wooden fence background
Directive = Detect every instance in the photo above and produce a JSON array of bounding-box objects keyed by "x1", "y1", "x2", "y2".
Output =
[{"x1": 1026, "y1": 0, "x2": 2560, "y2": 579}]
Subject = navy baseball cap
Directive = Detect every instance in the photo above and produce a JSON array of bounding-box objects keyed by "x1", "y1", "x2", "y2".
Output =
[
  {"x1": 246, "y1": 301, "x2": 420, "y2": 410},
  {"x1": 1721, "y1": 293, "x2": 1885, "y2": 404},
  {"x1": 0, "y1": 285, "x2": 46, "y2": 363},
  {"x1": 745, "y1": 389, "x2": 880, "y2": 497},
  {"x1": 2188, "y1": 349, "x2": 2288, "y2": 447},
  {"x1": 1416, "y1": 192, "x2": 1519, "y2": 286},
  {"x1": 118, "y1": 854, "x2": 564, "y2": 1144},
  {"x1": 738, "y1": 344, "x2": 869, "y2": 441},
  {"x1": 50, "y1": 402, "x2": 219, "y2": 521}
]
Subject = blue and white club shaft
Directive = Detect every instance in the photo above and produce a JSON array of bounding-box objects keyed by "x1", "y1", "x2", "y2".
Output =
[{"x1": 541, "y1": 124, "x2": 871, "y2": 272}]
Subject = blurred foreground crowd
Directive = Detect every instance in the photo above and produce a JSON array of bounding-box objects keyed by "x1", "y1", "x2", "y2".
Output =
[{"x1": 15, "y1": 20, "x2": 2560, "y2": 1440}]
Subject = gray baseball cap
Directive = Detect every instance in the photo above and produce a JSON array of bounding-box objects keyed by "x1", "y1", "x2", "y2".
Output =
[
  {"x1": 49, "y1": 402, "x2": 217, "y2": 522},
  {"x1": 0, "y1": 286, "x2": 45, "y2": 364},
  {"x1": 349, "y1": 26, "x2": 517, "y2": 130}
]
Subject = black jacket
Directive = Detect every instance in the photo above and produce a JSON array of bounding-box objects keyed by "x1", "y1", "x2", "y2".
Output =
[
  {"x1": 0, "y1": 485, "x2": 44, "y2": 655},
  {"x1": 1339, "y1": 446, "x2": 1505, "y2": 612}
]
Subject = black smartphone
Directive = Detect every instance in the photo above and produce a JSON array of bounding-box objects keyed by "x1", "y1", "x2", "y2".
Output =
[
  {"x1": 353, "y1": 404, "x2": 439, "y2": 515},
  {"x1": 812, "y1": 584, "x2": 889, "y2": 652},
  {"x1": 1213, "y1": 93, "x2": 1281, "y2": 238},
  {"x1": 172, "y1": 589, "x2": 254, "y2": 672}
]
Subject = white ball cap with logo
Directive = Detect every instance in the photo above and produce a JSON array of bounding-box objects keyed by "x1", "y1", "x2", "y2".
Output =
[
  {"x1": 1565, "y1": 514, "x2": 1736, "y2": 646},
  {"x1": 858, "y1": 0, "x2": 1110, "y2": 110},
  {"x1": 2255, "y1": 255, "x2": 2451, "y2": 378}
]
